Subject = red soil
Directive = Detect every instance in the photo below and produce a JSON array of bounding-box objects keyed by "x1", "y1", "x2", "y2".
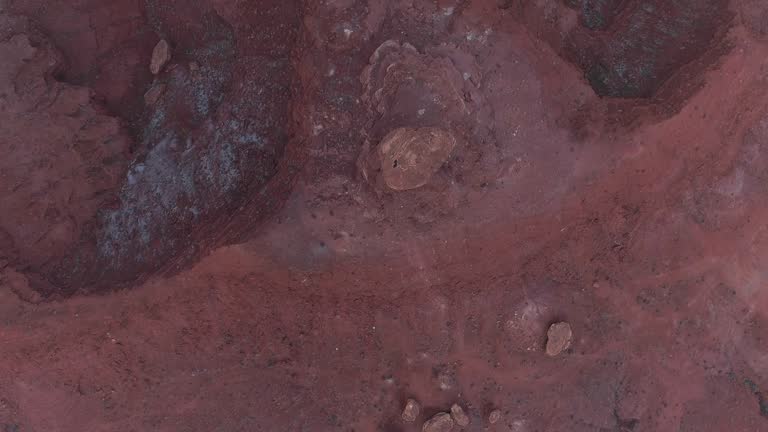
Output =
[{"x1": 2, "y1": 0, "x2": 768, "y2": 431}]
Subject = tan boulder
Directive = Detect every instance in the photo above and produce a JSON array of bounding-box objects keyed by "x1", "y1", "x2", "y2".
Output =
[
  {"x1": 402, "y1": 398, "x2": 420, "y2": 422},
  {"x1": 422, "y1": 412, "x2": 454, "y2": 432},
  {"x1": 378, "y1": 127, "x2": 457, "y2": 191},
  {"x1": 150, "y1": 39, "x2": 171, "y2": 74},
  {"x1": 546, "y1": 322, "x2": 573, "y2": 356}
]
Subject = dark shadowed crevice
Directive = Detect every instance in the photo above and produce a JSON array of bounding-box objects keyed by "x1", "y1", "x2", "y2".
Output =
[
  {"x1": 565, "y1": 0, "x2": 733, "y2": 99},
  {"x1": 0, "y1": 1, "x2": 305, "y2": 297}
]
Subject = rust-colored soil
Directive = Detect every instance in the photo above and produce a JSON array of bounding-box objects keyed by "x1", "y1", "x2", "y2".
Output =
[{"x1": 2, "y1": 0, "x2": 768, "y2": 431}]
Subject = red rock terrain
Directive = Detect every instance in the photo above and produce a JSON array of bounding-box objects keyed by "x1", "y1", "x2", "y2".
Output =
[{"x1": 1, "y1": 0, "x2": 768, "y2": 431}]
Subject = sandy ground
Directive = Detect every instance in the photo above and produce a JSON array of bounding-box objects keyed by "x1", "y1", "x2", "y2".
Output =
[{"x1": 2, "y1": 0, "x2": 768, "y2": 431}]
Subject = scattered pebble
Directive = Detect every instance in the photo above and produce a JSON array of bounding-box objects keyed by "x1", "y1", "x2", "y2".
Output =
[
  {"x1": 488, "y1": 409, "x2": 502, "y2": 424},
  {"x1": 402, "y1": 398, "x2": 420, "y2": 422},
  {"x1": 546, "y1": 322, "x2": 573, "y2": 356},
  {"x1": 422, "y1": 412, "x2": 454, "y2": 432},
  {"x1": 150, "y1": 39, "x2": 171, "y2": 75},
  {"x1": 450, "y1": 403, "x2": 470, "y2": 427}
]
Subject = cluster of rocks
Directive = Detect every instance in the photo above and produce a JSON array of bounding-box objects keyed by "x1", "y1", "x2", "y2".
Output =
[
  {"x1": 398, "y1": 322, "x2": 571, "y2": 430},
  {"x1": 401, "y1": 399, "x2": 502, "y2": 431}
]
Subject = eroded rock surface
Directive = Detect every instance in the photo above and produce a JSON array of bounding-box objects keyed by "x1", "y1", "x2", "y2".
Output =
[
  {"x1": 0, "y1": 14, "x2": 130, "y2": 280},
  {"x1": 1, "y1": 1, "x2": 303, "y2": 295}
]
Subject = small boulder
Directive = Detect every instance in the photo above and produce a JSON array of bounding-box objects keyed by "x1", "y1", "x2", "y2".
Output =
[
  {"x1": 150, "y1": 39, "x2": 171, "y2": 75},
  {"x1": 422, "y1": 412, "x2": 454, "y2": 432},
  {"x1": 450, "y1": 404, "x2": 470, "y2": 427},
  {"x1": 546, "y1": 322, "x2": 573, "y2": 356},
  {"x1": 143, "y1": 83, "x2": 166, "y2": 106},
  {"x1": 378, "y1": 127, "x2": 457, "y2": 191},
  {"x1": 488, "y1": 409, "x2": 502, "y2": 424},
  {"x1": 402, "y1": 398, "x2": 420, "y2": 422}
]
